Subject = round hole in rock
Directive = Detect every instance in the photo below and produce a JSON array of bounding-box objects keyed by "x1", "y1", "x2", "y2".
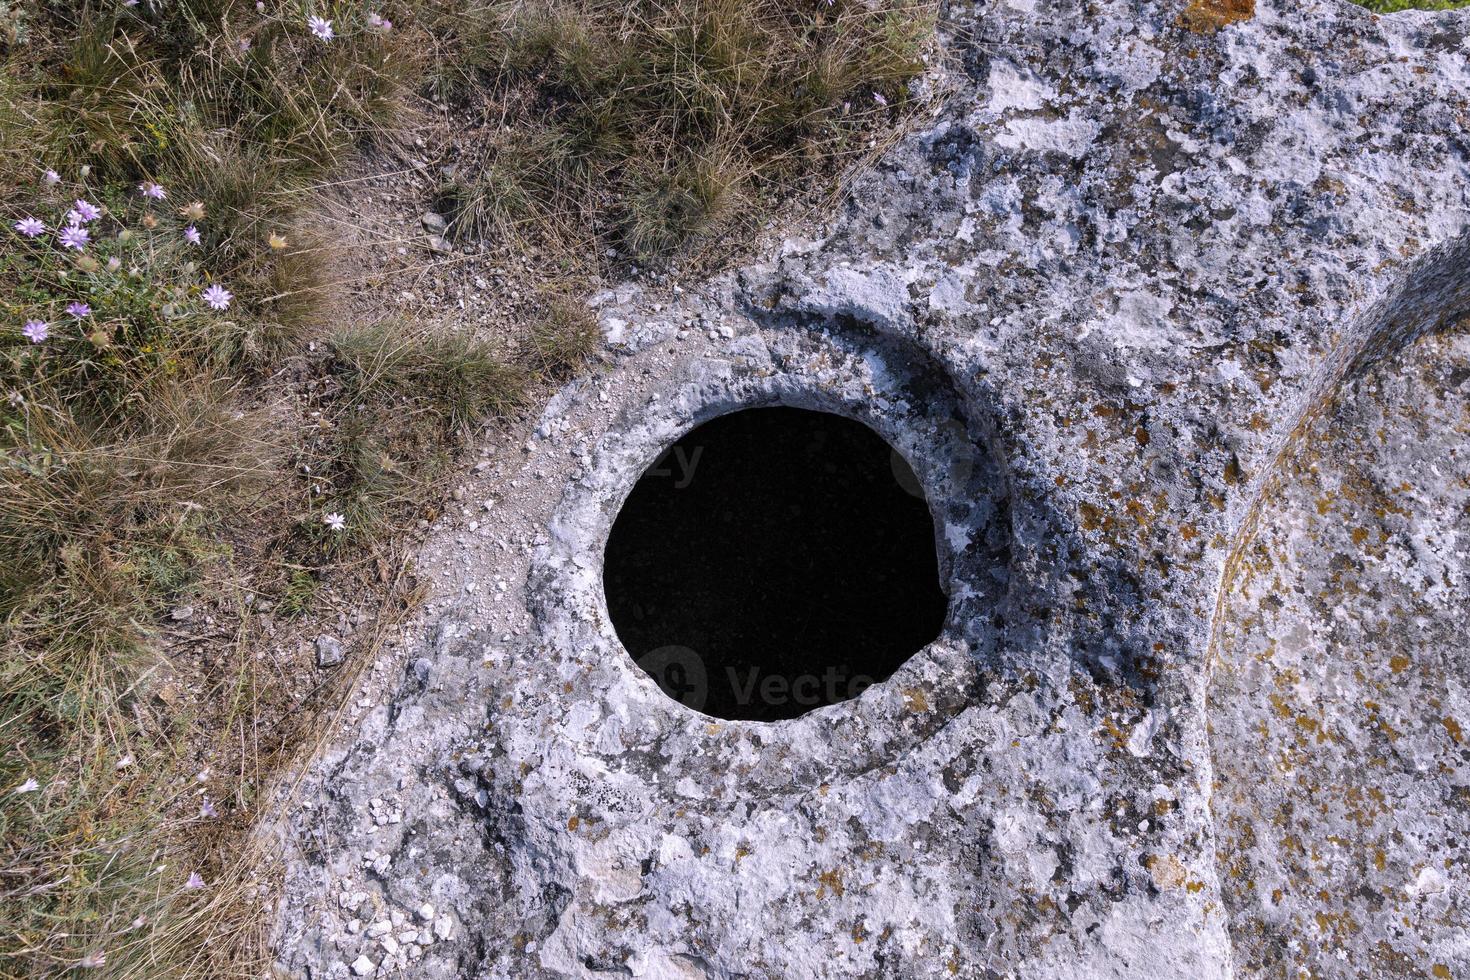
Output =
[{"x1": 603, "y1": 406, "x2": 948, "y2": 722}]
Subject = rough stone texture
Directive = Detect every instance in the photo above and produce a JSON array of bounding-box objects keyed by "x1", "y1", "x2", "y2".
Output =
[{"x1": 267, "y1": 0, "x2": 1470, "y2": 976}]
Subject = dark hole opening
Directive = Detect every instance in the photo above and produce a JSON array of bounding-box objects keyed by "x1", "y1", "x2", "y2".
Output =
[{"x1": 603, "y1": 406, "x2": 948, "y2": 722}]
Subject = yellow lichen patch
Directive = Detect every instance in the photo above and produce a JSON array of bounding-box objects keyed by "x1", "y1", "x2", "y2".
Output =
[
  {"x1": 1432, "y1": 965, "x2": 1452, "y2": 979},
  {"x1": 1443, "y1": 716, "x2": 1465, "y2": 745},
  {"x1": 902, "y1": 687, "x2": 931, "y2": 713},
  {"x1": 817, "y1": 869, "x2": 845, "y2": 899},
  {"x1": 1099, "y1": 716, "x2": 1129, "y2": 750},
  {"x1": 1388, "y1": 655, "x2": 1411, "y2": 674},
  {"x1": 1147, "y1": 853, "x2": 1191, "y2": 889}
]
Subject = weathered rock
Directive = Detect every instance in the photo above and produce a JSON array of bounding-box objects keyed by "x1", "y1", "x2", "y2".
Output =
[
  {"x1": 315, "y1": 635, "x2": 345, "y2": 669},
  {"x1": 268, "y1": 0, "x2": 1470, "y2": 977}
]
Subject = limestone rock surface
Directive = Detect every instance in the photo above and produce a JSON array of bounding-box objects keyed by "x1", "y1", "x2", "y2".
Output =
[{"x1": 268, "y1": 0, "x2": 1470, "y2": 976}]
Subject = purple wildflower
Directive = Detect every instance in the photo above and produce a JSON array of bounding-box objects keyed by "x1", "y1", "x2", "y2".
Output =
[
  {"x1": 308, "y1": 15, "x2": 334, "y2": 39},
  {"x1": 184, "y1": 225, "x2": 201, "y2": 245},
  {"x1": 185, "y1": 872, "x2": 205, "y2": 890},
  {"x1": 202, "y1": 284, "x2": 233, "y2": 311},
  {"x1": 59, "y1": 225, "x2": 90, "y2": 250},
  {"x1": 66, "y1": 302, "x2": 91, "y2": 318},
  {"x1": 22, "y1": 320, "x2": 49, "y2": 343},
  {"x1": 367, "y1": 12, "x2": 392, "y2": 30},
  {"x1": 872, "y1": 92, "x2": 888, "y2": 107},
  {"x1": 43, "y1": 169, "x2": 61, "y2": 185},
  {"x1": 13, "y1": 217, "x2": 45, "y2": 237},
  {"x1": 71, "y1": 199, "x2": 102, "y2": 223},
  {"x1": 138, "y1": 181, "x2": 167, "y2": 200},
  {"x1": 200, "y1": 796, "x2": 218, "y2": 818}
]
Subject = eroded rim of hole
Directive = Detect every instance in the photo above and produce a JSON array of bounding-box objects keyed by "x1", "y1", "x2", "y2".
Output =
[{"x1": 528, "y1": 335, "x2": 1010, "y2": 794}]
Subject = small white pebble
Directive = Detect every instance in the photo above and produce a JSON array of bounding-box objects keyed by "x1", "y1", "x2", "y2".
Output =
[
  {"x1": 351, "y1": 954, "x2": 376, "y2": 976},
  {"x1": 417, "y1": 903, "x2": 435, "y2": 922}
]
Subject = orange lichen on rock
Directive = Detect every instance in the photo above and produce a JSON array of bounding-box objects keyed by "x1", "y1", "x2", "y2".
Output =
[{"x1": 1177, "y1": 0, "x2": 1255, "y2": 33}]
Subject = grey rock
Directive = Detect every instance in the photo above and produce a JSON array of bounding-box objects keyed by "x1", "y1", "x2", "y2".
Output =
[
  {"x1": 269, "y1": 0, "x2": 1470, "y2": 977},
  {"x1": 420, "y1": 211, "x2": 447, "y2": 233},
  {"x1": 314, "y1": 635, "x2": 344, "y2": 669}
]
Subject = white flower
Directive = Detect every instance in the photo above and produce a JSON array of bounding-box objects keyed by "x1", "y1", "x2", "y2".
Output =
[
  {"x1": 308, "y1": 15, "x2": 334, "y2": 39},
  {"x1": 324, "y1": 512, "x2": 346, "y2": 532},
  {"x1": 70, "y1": 199, "x2": 102, "y2": 223},
  {"x1": 12, "y1": 778, "x2": 40, "y2": 794},
  {"x1": 202, "y1": 284, "x2": 233, "y2": 310},
  {"x1": 58, "y1": 225, "x2": 90, "y2": 250}
]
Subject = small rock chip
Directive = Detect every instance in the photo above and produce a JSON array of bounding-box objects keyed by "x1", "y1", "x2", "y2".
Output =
[
  {"x1": 351, "y1": 954, "x2": 375, "y2": 976},
  {"x1": 315, "y1": 635, "x2": 345, "y2": 668},
  {"x1": 417, "y1": 903, "x2": 434, "y2": 922},
  {"x1": 420, "y1": 212, "x2": 447, "y2": 233},
  {"x1": 425, "y1": 234, "x2": 452, "y2": 254},
  {"x1": 170, "y1": 605, "x2": 194, "y2": 622}
]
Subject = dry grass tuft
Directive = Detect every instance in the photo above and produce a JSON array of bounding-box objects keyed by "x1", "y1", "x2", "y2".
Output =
[
  {"x1": 529, "y1": 294, "x2": 602, "y2": 378},
  {"x1": 428, "y1": 0, "x2": 936, "y2": 260}
]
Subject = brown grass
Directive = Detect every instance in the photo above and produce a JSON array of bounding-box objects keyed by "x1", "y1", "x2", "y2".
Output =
[{"x1": 0, "y1": 0, "x2": 937, "y2": 974}]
